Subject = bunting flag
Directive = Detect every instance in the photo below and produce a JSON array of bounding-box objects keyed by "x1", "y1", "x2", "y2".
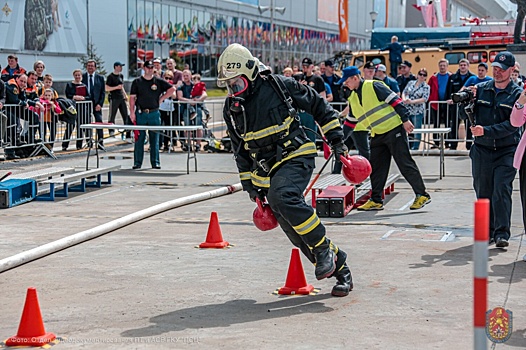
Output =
[
  {"x1": 338, "y1": 0, "x2": 348, "y2": 43},
  {"x1": 128, "y1": 17, "x2": 135, "y2": 36},
  {"x1": 125, "y1": 11, "x2": 348, "y2": 57},
  {"x1": 156, "y1": 20, "x2": 162, "y2": 40},
  {"x1": 144, "y1": 19, "x2": 150, "y2": 36},
  {"x1": 168, "y1": 20, "x2": 174, "y2": 42}
]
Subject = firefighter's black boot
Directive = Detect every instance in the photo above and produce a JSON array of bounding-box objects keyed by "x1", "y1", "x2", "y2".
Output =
[
  {"x1": 328, "y1": 244, "x2": 352, "y2": 296},
  {"x1": 331, "y1": 263, "x2": 353, "y2": 297},
  {"x1": 313, "y1": 239, "x2": 337, "y2": 280}
]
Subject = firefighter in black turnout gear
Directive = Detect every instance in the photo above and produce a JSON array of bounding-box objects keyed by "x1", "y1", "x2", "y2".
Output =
[{"x1": 218, "y1": 43, "x2": 352, "y2": 297}]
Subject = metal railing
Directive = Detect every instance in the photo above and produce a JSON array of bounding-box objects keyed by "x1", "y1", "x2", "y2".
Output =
[
  {"x1": 1, "y1": 100, "x2": 93, "y2": 159},
  {"x1": 422, "y1": 100, "x2": 473, "y2": 151}
]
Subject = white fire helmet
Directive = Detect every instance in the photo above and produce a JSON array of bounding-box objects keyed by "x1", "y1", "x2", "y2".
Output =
[{"x1": 217, "y1": 43, "x2": 262, "y2": 96}]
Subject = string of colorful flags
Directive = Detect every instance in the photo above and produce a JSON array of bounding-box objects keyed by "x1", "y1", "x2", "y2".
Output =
[{"x1": 128, "y1": 15, "x2": 342, "y2": 51}]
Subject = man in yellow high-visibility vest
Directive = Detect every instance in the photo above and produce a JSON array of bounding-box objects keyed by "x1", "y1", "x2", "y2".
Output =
[{"x1": 339, "y1": 66, "x2": 431, "y2": 210}]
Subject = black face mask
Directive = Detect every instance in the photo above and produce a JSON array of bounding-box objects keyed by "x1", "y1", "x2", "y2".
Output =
[{"x1": 229, "y1": 97, "x2": 245, "y2": 114}]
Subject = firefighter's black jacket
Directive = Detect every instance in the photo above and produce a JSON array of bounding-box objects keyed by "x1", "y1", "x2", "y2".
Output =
[{"x1": 222, "y1": 74, "x2": 343, "y2": 191}]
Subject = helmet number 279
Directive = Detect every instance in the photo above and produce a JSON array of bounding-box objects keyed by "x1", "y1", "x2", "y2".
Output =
[{"x1": 226, "y1": 62, "x2": 242, "y2": 69}]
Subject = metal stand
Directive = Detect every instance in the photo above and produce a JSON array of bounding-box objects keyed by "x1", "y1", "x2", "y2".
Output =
[
  {"x1": 30, "y1": 121, "x2": 57, "y2": 159},
  {"x1": 85, "y1": 130, "x2": 107, "y2": 170},
  {"x1": 29, "y1": 139, "x2": 57, "y2": 159}
]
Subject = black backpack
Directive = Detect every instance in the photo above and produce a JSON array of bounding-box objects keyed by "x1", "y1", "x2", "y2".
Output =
[{"x1": 56, "y1": 97, "x2": 77, "y2": 124}]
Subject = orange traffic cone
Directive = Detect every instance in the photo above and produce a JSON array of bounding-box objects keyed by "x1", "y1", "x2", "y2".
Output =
[
  {"x1": 5, "y1": 287, "x2": 56, "y2": 347},
  {"x1": 278, "y1": 248, "x2": 314, "y2": 295},
  {"x1": 199, "y1": 212, "x2": 229, "y2": 248}
]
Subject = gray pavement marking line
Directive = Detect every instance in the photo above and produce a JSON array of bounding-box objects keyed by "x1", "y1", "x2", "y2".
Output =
[
  {"x1": 380, "y1": 229, "x2": 455, "y2": 242},
  {"x1": 500, "y1": 233, "x2": 524, "y2": 304},
  {"x1": 64, "y1": 188, "x2": 123, "y2": 204},
  {"x1": 398, "y1": 198, "x2": 414, "y2": 211},
  {"x1": 163, "y1": 218, "x2": 254, "y2": 225}
]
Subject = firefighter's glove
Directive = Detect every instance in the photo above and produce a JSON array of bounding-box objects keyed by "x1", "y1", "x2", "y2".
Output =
[
  {"x1": 248, "y1": 188, "x2": 267, "y2": 203},
  {"x1": 331, "y1": 141, "x2": 348, "y2": 160}
]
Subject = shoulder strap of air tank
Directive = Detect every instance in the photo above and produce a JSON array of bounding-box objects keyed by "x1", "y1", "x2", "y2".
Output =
[{"x1": 268, "y1": 74, "x2": 299, "y2": 120}]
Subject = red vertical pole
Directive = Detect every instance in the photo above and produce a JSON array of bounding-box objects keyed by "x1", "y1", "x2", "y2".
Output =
[{"x1": 474, "y1": 199, "x2": 489, "y2": 349}]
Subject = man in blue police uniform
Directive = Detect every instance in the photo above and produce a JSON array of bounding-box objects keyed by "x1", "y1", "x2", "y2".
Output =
[{"x1": 467, "y1": 51, "x2": 522, "y2": 248}]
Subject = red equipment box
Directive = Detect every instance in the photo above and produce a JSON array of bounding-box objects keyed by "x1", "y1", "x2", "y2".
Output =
[{"x1": 315, "y1": 185, "x2": 355, "y2": 218}]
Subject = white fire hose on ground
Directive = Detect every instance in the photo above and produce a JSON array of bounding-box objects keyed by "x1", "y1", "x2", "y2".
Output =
[{"x1": 0, "y1": 184, "x2": 242, "y2": 274}]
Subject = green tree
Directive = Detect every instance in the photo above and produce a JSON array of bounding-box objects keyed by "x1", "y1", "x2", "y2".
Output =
[{"x1": 78, "y1": 39, "x2": 107, "y2": 75}]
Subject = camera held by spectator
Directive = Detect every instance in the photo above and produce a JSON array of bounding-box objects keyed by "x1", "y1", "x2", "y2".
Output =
[
  {"x1": 451, "y1": 90, "x2": 475, "y2": 124},
  {"x1": 451, "y1": 90, "x2": 474, "y2": 104}
]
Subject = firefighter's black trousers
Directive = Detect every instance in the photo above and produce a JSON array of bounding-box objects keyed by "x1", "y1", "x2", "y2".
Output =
[{"x1": 266, "y1": 156, "x2": 346, "y2": 269}]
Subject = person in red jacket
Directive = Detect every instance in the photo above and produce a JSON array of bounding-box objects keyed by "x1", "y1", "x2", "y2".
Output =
[{"x1": 428, "y1": 58, "x2": 451, "y2": 148}]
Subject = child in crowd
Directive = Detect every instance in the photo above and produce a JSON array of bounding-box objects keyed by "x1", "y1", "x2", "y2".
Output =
[
  {"x1": 191, "y1": 74, "x2": 210, "y2": 122},
  {"x1": 41, "y1": 74, "x2": 59, "y2": 99},
  {"x1": 33, "y1": 88, "x2": 62, "y2": 143},
  {"x1": 159, "y1": 70, "x2": 179, "y2": 151}
]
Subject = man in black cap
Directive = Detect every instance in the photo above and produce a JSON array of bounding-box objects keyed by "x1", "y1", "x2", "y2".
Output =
[
  {"x1": 294, "y1": 57, "x2": 326, "y2": 142},
  {"x1": 297, "y1": 57, "x2": 326, "y2": 97},
  {"x1": 129, "y1": 60, "x2": 175, "y2": 170},
  {"x1": 105, "y1": 61, "x2": 131, "y2": 138},
  {"x1": 322, "y1": 60, "x2": 344, "y2": 111},
  {"x1": 467, "y1": 51, "x2": 522, "y2": 249},
  {"x1": 362, "y1": 61, "x2": 376, "y2": 80},
  {"x1": 396, "y1": 60, "x2": 416, "y2": 93}
]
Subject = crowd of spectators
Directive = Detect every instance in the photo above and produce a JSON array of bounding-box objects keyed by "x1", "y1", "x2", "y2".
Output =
[
  {"x1": 280, "y1": 50, "x2": 526, "y2": 255},
  {"x1": 0, "y1": 54, "x2": 208, "y2": 160},
  {"x1": 277, "y1": 52, "x2": 526, "y2": 154}
]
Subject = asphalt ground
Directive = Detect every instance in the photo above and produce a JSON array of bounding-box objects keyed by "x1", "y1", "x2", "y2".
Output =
[{"x1": 0, "y1": 141, "x2": 525, "y2": 349}]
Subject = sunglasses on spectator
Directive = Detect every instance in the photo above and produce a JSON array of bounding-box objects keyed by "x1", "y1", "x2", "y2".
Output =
[{"x1": 418, "y1": 72, "x2": 427, "y2": 77}]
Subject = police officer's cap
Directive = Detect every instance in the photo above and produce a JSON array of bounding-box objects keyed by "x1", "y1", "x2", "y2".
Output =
[{"x1": 337, "y1": 66, "x2": 361, "y2": 84}]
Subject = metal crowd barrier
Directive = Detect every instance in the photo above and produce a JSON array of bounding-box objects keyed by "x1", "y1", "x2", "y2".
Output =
[
  {"x1": 1, "y1": 96, "x2": 365, "y2": 160},
  {"x1": 153, "y1": 99, "x2": 229, "y2": 152},
  {"x1": 1, "y1": 100, "x2": 93, "y2": 160},
  {"x1": 424, "y1": 100, "x2": 472, "y2": 150},
  {"x1": 325, "y1": 99, "x2": 473, "y2": 152}
]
